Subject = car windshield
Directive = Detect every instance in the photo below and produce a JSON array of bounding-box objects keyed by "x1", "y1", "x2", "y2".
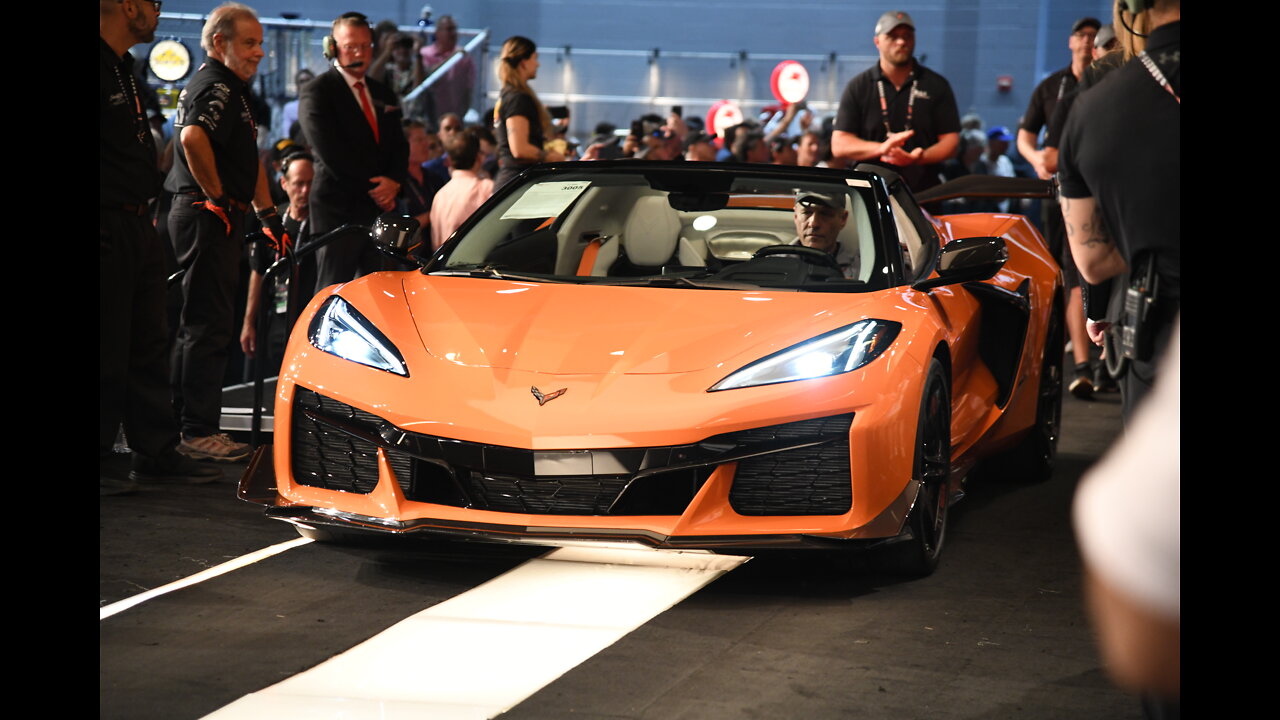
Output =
[{"x1": 431, "y1": 164, "x2": 891, "y2": 292}]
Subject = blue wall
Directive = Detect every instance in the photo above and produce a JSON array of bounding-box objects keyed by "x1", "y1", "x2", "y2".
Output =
[{"x1": 155, "y1": 0, "x2": 1111, "y2": 139}]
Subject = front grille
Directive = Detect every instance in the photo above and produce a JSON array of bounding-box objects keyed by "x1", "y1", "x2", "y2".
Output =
[
  {"x1": 724, "y1": 414, "x2": 854, "y2": 515},
  {"x1": 290, "y1": 387, "x2": 852, "y2": 517},
  {"x1": 291, "y1": 388, "x2": 413, "y2": 494},
  {"x1": 461, "y1": 472, "x2": 631, "y2": 514}
]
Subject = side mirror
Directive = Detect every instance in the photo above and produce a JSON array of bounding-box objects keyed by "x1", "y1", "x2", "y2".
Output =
[
  {"x1": 371, "y1": 212, "x2": 422, "y2": 262},
  {"x1": 912, "y1": 236, "x2": 1007, "y2": 291}
]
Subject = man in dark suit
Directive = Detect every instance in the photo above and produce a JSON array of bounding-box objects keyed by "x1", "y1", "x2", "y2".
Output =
[{"x1": 299, "y1": 11, "x2": 409, "y2": 292}]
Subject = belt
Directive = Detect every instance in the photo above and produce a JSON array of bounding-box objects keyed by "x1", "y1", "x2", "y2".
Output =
[
  {"x1": 102, "y1": 202, "x2": 151, "y2": 217},
  {"x1": 177, "y1": 191, "x2": 249, "y2": 212}
]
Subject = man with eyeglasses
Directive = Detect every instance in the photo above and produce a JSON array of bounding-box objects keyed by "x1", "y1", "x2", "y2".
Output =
[
  {"x1": 242, "y1": 149, "x2": 316, "y2": 371},
  {"x1": 299, "y1": 11, "x2": 409, "y2": 294},
  {"x1": 100, "y1": 0, "x2": 221, "y2": 489}
]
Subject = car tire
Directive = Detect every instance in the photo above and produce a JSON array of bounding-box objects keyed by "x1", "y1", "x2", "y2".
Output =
[
  {"x1": 881, "y1": 358, "x2": 951, "y2": 577},
  {"x1": 996, "y1": 301, "x2": 1064, "y2": 483}
]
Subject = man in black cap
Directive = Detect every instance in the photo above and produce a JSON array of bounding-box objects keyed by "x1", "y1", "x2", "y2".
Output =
[
  {"x1": 831, "y1": 10, "x2": 961, "y2": 193},
  {"x1": 684, "y1": 131, "x2": 717, "y2": 162},
  {"x1": 1016, "y1": 15, "x2": 1101, "y2": 398},
  {"x1": 100, "y1": 0, "x2": 221, "y2": 490},
  {"x1": 1017, "y1": 17, "x2": 1100, "y2": 183},
  {"x1": 791, "y1": 191, "x2": 856, "y2": 277}
]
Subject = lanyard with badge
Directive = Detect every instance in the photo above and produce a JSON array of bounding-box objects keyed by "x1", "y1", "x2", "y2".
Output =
[
  {"x1": 112, "y1": 62, "x2": 151, "y2": 147},
  {"x1": 876, "y1": 72, "x2": 916, "y2": 135}
]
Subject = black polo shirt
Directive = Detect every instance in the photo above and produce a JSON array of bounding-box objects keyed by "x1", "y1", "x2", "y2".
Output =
[
  {"x1": 833, "y1": 60, "x2": 960, "y2": 192},
  {"x1": 100, "y1": 38, "x2": 159, "y2": 206},
  {"x1": 1020, "y1": 66, "x2": 1077, "y2": 145},
  {"x1": 1058, "y1": 21, "x2": 1180, "y2": 301},
  {"x1": 164, "y1": 58, "x2": 260, "y2": 203},
  {"x1": 1044, "y1": 51, "x2": 1126, "y2": 149}
]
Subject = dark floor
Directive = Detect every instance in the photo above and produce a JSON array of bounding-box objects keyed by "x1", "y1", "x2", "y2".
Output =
[{"x1": 100, "y1": 382, "x2": 1141, "y2": 720}]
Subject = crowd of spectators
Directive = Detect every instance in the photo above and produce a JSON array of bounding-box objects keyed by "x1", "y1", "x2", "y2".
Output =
[{"x1": 101, "y1": 5, "x2": 1066, "y2": 473}]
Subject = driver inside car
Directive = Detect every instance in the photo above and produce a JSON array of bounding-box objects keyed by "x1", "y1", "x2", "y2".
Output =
[{"x1": 791, "y1": 190, "x2": 856, "y2": 277}]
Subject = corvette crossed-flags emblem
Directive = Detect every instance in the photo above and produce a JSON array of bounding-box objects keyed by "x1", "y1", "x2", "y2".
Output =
[{"x1": 530, "y1": 386, "x2": 567, "y2": 406}]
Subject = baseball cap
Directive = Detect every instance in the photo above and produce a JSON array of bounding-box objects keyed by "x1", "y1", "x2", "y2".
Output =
[
  {"x1": 875, "y1": 11, "x2": 915, "y2": 35},
  {"x1": 1095, "y1": 25, "x2": 1117, "y2": 49},
  {"x1": 795, "y1": 189, "x2": 844, "y2": 209},
  {"x1": 684, "y1": 130, "x2": 716, "y2": 152},
  {"x1": 1071, "y1": 17, "x2": 1101, "y2": 34},
  {"x1": 987, "y1": 126, "x2": 1013, "y2": 142}
]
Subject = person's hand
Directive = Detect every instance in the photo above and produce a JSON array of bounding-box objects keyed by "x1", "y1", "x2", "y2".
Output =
[
  {"x1": 1026, "y1": 149, "x2": 1051, "y2": 180},
  {"x1": 368, "y1": 176, "x2": 400, "y2": 211},
  {"x1": 259, "y1": 211, "x2": 291, "y2": 256},
  {"x1": 798, "y1": 108, "x2": 814, "y2": 132},
  {"x1": 878, "y1": 129, "x2": 915, "y2": 157},
  {"x1": 1086, "y1": 319, "x2": 1111, "y2": 347},
  {"x1": 665, "y1": 113, "x2": 688, "y2": 141},
  {"x1": 881, "y1": 145, "x2": 923, "y2": 166},
  {"x1": 580, "y1": 142, "x2": 605, "y2": 161},
  {"x1": 193, "y1": 196, "x2": 232, "y2": 235},
  {"x1": 240, "y1": 321, "x2": 256, "y2": 357},
  {"x1": 543, "y1": 149, "x2": 566, "y2": 162}
]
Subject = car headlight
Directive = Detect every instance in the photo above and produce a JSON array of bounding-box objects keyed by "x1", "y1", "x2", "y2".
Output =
[
  {"x1": 308, "y1": 296, "x2": 409, "y2": 376},
  {"x1": 709, "y1": 320, "x2": 900, "y2": 391}
]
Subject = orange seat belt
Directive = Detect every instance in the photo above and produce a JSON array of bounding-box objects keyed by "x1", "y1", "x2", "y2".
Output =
[{"x1": 577, "y1": 237, "x2": 603, "y2": 276}]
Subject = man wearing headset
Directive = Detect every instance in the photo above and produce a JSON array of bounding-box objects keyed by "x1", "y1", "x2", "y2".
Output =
[
  {"x1": 298, "y1": 11, "x2": 409, "y2": 293},
  {"x1": 1057, "y1": 0, "x2": 1179, "y2": 420}
]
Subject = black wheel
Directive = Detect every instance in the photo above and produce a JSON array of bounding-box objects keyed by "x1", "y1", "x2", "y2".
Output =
[
  {"x1": 997, "y1": 302, "x2": 1064, "y2": 483},
  {"x1": 883, "y1": 358, "x2": 951, "y2": 577}
]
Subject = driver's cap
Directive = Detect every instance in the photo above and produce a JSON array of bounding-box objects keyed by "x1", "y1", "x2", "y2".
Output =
[{"x1": 795, "y1": 189, "x2": 843, "y2": 209}]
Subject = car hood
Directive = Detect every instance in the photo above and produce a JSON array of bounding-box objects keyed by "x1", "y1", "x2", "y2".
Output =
[{"x1": 400, "y1": 275, "x2": 885, "y2": 375}]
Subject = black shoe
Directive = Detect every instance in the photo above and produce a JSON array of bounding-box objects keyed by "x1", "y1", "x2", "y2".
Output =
[
  {"x1": 129, "y1": 448, "x2": 223, "y2": 484},
  {"x1": 1068, "y1": 362, "x2": 1094, "y2": 399},
  {"x1": 100, "y1": 453, "x2": 139, "y2": 496},
  {"x1": 1093, "y1": 362, "x2": 1119, "y2": 393}
]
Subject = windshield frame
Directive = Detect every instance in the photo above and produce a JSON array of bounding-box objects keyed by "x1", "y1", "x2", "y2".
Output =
[{"x1": 422, "y1": 160, "x2": 907, "y2": 293}]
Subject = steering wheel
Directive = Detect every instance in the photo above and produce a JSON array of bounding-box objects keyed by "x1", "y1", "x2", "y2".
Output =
[{"x1": 753, "y1": 244, "x2": 842, "y2": 272}]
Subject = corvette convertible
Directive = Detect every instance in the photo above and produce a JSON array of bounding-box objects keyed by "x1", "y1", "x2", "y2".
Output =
[{"x1": 239, "y1": 161, "x2": 1063, "y2": 575}]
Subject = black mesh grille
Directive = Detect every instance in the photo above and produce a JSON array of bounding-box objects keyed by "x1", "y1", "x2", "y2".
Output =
[
  {"x1": 289, "y1": 387, "x2": 852, "y2": 517},
  {"x1": 291, "y1": 388, "x2": 413, "y2": 494},
  {"x1": 725, "y1": 414, "x2": 854, "y2": 515},
  {"x1": 461, "y1": 472, "x2": 631, "y2": 514}
]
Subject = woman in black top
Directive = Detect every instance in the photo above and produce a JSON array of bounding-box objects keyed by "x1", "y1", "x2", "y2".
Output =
[{"x1": 492, "y1": 36, "x2": 564, "y2": 189}]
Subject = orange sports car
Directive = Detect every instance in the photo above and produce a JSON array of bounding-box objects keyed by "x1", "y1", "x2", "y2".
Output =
[{"x1": 239, "y1": 161, "x2": 1063, "y2": 575}]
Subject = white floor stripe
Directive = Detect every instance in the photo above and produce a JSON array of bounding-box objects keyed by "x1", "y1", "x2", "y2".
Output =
[
  {"x1": 99, "y1": 537, "x2": 314, "y2": 621},
  {"x1": 201, "y1": 545, "x2": 749, "y2": 720}
]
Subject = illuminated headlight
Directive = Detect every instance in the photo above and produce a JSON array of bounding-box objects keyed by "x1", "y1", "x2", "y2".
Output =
[
  {"x1": 308, "y1": 296, "x2": 408, "y2": 376},
  {"x1": 709, "y1": 320, "x2": 900, "y2": 391}
]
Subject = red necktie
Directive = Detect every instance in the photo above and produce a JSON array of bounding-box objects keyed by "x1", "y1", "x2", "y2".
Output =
[{"x1": 354, "y1": 81, "x2": 379, "y2": 143}]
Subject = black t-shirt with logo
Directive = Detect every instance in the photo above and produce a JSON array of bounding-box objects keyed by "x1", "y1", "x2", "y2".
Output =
[
  {"x1": 834, "y1": 61, "x2": 961, "y2": 192},
  {"x1": 164, "y1": 58, "x2": 260, "y2": 203}
]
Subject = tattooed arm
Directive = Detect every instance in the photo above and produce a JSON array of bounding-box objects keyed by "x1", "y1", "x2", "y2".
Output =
[{"x1": 1060, "y1": 194, "x2": 1127, "y2": 284}]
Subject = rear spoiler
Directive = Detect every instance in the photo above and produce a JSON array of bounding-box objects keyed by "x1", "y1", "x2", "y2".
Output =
[{"x1": 914, "y1": 175, "x2": 1057, "y2": 204}]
